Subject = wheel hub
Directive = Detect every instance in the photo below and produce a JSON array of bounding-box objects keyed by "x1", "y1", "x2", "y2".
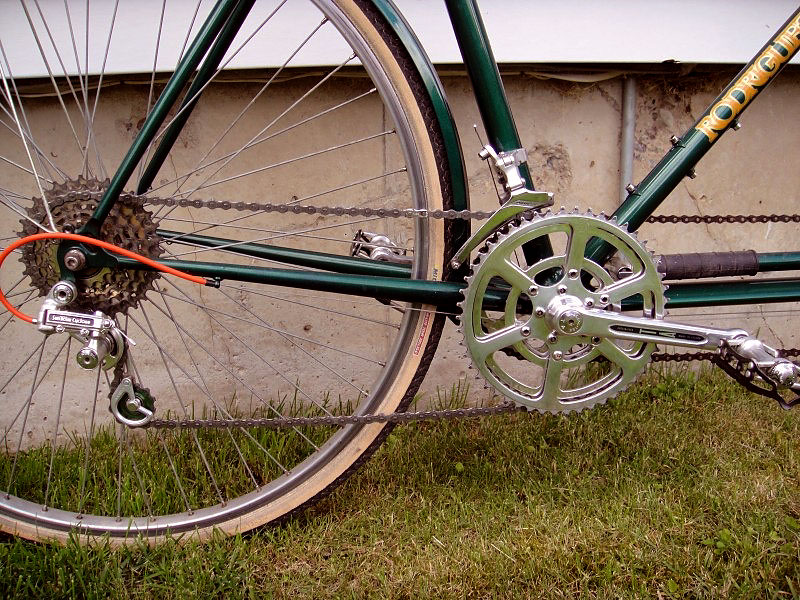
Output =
[{"x1": 18, "y1": 177, "x2": 162, "y2": 316}]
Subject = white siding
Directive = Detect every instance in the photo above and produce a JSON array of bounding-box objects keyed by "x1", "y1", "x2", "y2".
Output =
[{"x1": 2, "y1": 0, "x2": 798, "y2": 77}]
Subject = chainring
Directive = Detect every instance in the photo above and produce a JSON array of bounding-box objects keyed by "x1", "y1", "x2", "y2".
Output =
[
  {"x1": 460, "y1": 210, "x2": 666, "y2": 413},
  {"x1": 19, "y1": 177, "x2": 162, "y2": 316}
]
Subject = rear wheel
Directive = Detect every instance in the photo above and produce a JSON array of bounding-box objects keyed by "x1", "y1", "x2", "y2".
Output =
[{"x1": 0, "y1": 0, "x2": 452, "y2": 542}]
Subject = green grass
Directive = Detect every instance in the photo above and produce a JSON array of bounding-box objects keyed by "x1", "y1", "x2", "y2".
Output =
[{"x1": 1, "y1": 369, "x2": 799, "y2": 599}]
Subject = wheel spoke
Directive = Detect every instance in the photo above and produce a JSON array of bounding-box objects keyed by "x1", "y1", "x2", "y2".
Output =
[
  {"x1": 188, "y1": 129, "x2": 391, "y2": 195},
  {"x1": 76, "y1": 366, "x2": 102, "y2": 515},
  {"x1": 181, "y1": 50, "x2": 356, "y2": 199},
  {"x1": 13, "y1": 2, "x2": 85, "y2": 171},
  {"x1": 44, "y1": 337, "x2": 71, "y2": 509},
  {"x1": 0, "y1": 0, "x2": 447, "y2": 540},
  {"x1": 5, "y1": 337, "x2": 47, "y2": 495},
  {"x1": 138, "y1": 304, "x2": 224, "y2": 505},
  {"x1": 143, "y1": 283, "x2": 336, "y2": 418},
  {"x1": 156, "y1": 287, "x2": 280, "y2": 484},
  {"x1": 162, "y1": 213, "x2": 385, "y2": 258}
]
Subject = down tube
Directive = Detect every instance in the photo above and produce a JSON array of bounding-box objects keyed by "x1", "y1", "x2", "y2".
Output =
[{"x1": 587, "y1": 7, "x2": 800, "y2": 263}]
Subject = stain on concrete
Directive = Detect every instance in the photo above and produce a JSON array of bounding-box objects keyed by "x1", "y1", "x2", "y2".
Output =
[{"x1": 527, "y1": 143, "x2": 573, "y2": 195}]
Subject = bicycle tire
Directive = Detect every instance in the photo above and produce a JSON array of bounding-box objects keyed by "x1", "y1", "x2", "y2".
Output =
[{"x1": 0, "y1": 0, "x2": 453, "y2": 543}]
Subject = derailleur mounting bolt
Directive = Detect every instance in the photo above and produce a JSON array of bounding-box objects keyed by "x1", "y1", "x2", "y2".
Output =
[{"x1": 51, "y1": 281, "x2": 77, "y2": 306}]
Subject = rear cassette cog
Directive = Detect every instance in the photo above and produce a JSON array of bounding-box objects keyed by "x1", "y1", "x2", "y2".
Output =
[
  {"x1": 18, "y1": 177, "x2": 162, "y2": 316},
  {"x1": 460, "y1": 210, "x2": 665, "y2": 413}
]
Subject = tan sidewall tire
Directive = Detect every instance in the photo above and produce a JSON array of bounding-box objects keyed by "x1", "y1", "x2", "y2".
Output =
[{"x1": 0, "y1": 0, "x2": 449, "y2": 545}]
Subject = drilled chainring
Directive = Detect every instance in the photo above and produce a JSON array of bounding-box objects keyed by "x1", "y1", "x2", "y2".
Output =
[
  {"x1": 460, "y1": 210, "x2": 666, "y2": 414},
  {"x1": 19, "y1": 177, "x2": 162, "y2": 316}
]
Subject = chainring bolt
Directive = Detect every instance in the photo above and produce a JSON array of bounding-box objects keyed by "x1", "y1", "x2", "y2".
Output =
[
  {"x1": 591, "y1": 336, "x2": 601, "y2": 345},
  {"x1": 568, "y1": 269, "x2": 579, "y2": 279},
  {"x1": 599, "y1": 294, "x2": 610, "y2": 305},
  {"x1": 552, "y1": 350, "x2": 563, "y2": 360},
  {"x1": 585, "y1": 298, "x2": 595, "y2": 308},
  {"x1": 520, "y1": 326, "x2": 531, "y2": 337},
  {"x1": 558, "y1": 285, "x2": 568, "y2": 294},
  {"x1": 528, "y1": 285, "x2": 538, "y2": 297},
  {"x1": 547, "y1": 332, "x2": 558, "y2": 344},
  {"x1": 535, "y1": 308, "x2": 545, "y2": 318}
]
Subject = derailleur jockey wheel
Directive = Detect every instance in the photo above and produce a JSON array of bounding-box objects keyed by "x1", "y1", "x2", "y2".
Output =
[{"x1": 460, "y1": 210, "x2": 666, "y2": 413}]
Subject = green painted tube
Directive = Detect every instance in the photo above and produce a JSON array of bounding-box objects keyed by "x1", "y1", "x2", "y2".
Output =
[
  {"x1": 82, "y1": 0, "x2": 240, "y2": 236},
  {"x1": 621, "y1": 279, "x2": 800, "y2": 310},
  {"x1": 443, "y1": 0, "x2": 525, "y2": 162},
  {"x1": 758, "y1": 253, "x2": 800, "y2": 272},
  {"x1": 157, "y1": 229, "x2": 412, "y2": 278},
  {"x1": 137, "y1": 0, "x2": 257, "y2": 194}
]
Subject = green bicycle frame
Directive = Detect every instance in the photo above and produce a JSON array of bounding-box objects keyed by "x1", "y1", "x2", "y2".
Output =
[{"x1": 75, "y1": 0, "x2": 800, "y2": 312}]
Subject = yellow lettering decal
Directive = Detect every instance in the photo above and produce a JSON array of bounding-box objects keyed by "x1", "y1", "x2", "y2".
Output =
[{"x1": 695, "y1": 14, "x2": 800, "y2": 141}]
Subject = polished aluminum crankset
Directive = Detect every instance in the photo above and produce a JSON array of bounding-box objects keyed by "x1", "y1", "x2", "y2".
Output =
[
  {"x1": 460, "y1": 210, "x2": 800, "y2": 413},
  {"x1": 460, "y1": 210, "x2": 666, "y2": 413}
]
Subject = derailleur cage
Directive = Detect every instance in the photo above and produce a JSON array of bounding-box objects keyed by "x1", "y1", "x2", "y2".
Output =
[{"x1": 109, "y1": 377, "x2": 155, "y2": 427}]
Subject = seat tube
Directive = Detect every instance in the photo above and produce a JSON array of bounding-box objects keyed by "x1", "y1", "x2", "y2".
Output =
[{"x1": 444, "y1": 0, "x2": 551, "y2": 262}]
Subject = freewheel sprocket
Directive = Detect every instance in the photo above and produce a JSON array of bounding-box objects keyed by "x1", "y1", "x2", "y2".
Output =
[
  {"x1": 460, "y1": 210, "x2": 666, "y2": 413},
  {"x1": 18, "y1": 177, "x2": 162, "y2": 316}
]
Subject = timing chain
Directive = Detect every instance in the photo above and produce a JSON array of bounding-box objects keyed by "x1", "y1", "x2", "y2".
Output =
[{"x1": 77, "y1": 191, "x2": 797, "y2": 429}]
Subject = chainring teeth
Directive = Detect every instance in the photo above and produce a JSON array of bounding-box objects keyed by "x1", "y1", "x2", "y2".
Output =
[
  {"x1": 18, "y1": 179, "x2": 162, "y2": 316},
  {"x1": 459, "y1": 210, "x2": 665, "y2": 414}
]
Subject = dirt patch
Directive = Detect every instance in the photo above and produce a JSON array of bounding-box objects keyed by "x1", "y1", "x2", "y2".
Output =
[{"x1": 527, "y1": 143, "x2": 573, "y2": 195}]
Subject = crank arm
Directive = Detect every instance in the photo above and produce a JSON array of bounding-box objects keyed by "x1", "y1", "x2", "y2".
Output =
[
  {"x1": 545, "y1": 298, "x2": 800, "y2": 402},
  {"x1": 566, "y1": 307, "x2": 748, "y2": 351}
]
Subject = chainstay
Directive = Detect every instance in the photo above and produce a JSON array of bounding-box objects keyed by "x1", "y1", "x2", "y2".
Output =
[{"x1": 146, "y1": 401, "x2": 524, "y2": 430}]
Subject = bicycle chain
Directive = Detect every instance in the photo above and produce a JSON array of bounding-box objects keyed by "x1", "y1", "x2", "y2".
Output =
[
  {"x1": 144, "y1": 348, "x2": 800, "y2": 430},
  {"x1": 46, "y1": 189, "x2": 800, "y2": 224},
  {"x1": 45, "y1": 190, "x2": 798, "y2": 428},
  {"x1": 646, "y1": 214, "x2": 800, "y2": 224},
  {"x1": 146, "y1": 401, "x2": 525, "y2": 430}
]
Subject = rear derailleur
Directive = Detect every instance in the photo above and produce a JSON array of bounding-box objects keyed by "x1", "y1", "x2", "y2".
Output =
[{"x1": 35, "y1": 281, "x2": 155, "y2": 426}]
